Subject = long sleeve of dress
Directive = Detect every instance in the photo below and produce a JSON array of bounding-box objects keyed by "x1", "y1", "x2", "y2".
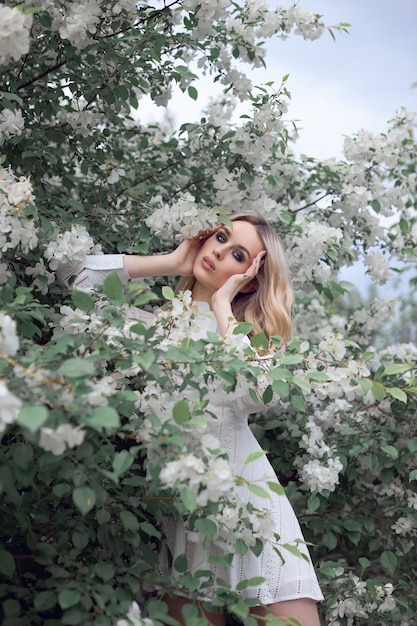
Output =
[{"x1": 56, "y1": 255, "x2": 130, "y2": 294}]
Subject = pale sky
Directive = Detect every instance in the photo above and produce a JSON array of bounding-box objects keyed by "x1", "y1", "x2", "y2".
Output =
[
  {"x1": 256, "y1": 0, "x2": 417, "y2": 158},
  {"x1": 143, "y1": 0, "x2": 417, "y2": 160},
  {"x1": 141, "y1": 0, "x2": 416, "y2": 295}
]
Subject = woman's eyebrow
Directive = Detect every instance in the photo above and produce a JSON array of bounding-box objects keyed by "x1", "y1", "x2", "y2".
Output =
[{"x1": 222, "y1": 226, "x2": 251, "y2": 258}]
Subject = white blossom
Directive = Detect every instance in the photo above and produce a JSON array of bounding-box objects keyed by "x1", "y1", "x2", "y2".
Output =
[
  {"x1": 116, "y1": 601, "x2": 154, "y2": 626},
  {"x1": 38, "y1": 423, "x2": 86, "y2": 455},
  {"x1": 365, "y1": 251, "x2": 392, "y2": 284},
  {"x1": 0, "y1": 380, "x2": 22, "y2": 432},
  {"x1": 0, "y1": 108, "x2": 25, "y2": 144},
  {"x1": 44, "y1": 224, "x2": 96, "y2": 270},
  {"x1": 0, "y1": 314, "x2": 19, "y2": 356},
  {"x1": 299, "y1": 457, "x2": 343, "y2": 493},
  {"x1": 0, "y1": 5, "x2": 33, "y2": 66},
  {"x1": 146, "y1": 194, "x2": 220, "y2": 239},
  {"x1": 59, "y1": 0, "x2": 102, "y2": 49}
]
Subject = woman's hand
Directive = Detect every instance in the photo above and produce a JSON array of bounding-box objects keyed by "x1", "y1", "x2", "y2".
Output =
[
  {"x1": 211, "y1": 249, "x2": 266, "y2": 306},
  {"x1": 211, "y1": 249, "x2": 265, "y2": 336},
  {"x1": 169, "y1": 227, "x2": 221, "y2": 277}
]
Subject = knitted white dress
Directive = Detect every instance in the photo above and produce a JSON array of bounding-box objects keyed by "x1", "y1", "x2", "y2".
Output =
[{"x1": 57, "y1": 255, "x2": 324, "y2": 605}]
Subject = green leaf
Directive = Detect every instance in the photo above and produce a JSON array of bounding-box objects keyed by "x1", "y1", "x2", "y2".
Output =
[
  {"x1": 84, "y1": 406, "x2": 120, "y2": 429},
  {"x1": 409, "y1": 469, "x2": 417, "y2": 482},
  {"x1": 120, "y1": 509, "x2": 140, "y2": 532},
  {"x1": 58, "y1": 589, "x2": 81, "y2": 610},
  {"x1": 173, "y1": 554, "x2": 188, "y2": 573},
  {"x1": 73, "y1": 486, "x2": 96, "y2": 515},
  {"x1": 248, "y1": 484, "x2": 271, "y2": 499},
  {"x1": 72, "y1": 290, "x2": 94, "y2": 312},
  {"x1": 59, "y1": 358, "x2": 96, "y2": 380},
  {"x1": 271, "y1": 380, "x2": 289, "y2": 399},
  {"x1": 17, "y1": 405, "x2": 49, "y2": 432},
  {"x1": 289, "y1": 391, "x2": 306, "y2": 412},
  {"x1": 245, "y1": 451, "x2": 266, "y2": 464},
  {"x1": 292, "y1": 376, "x2": 311, "y2": 392},
  {"x1": 250, "y1": 331, "x2": 268, "y2": 349},
  {"x1": 371, "y1": 383, "x2": 386, "y2": 401},
  {"x1": 112, "y1": 450, "x2": 134, "y2": 476},
  {"x1": 305, "y1": 370, "x2": 331, "y2": 382},
  {"x1": 172, "y1": 399, "x2": 191, "y2": 424},
  {"x1": 235, "y1": 538, "x2": 249, "y2": 556},
  {"x1": 380, "y1": 550, "x2": 398, "y2": 574},
  {"x1": 380, "y1": 444, "x2": 398, "y2": 458},
  {"x1": 133, "y1": 351, "x2": 155, "y2": 370},
  {"x1": 34, "y1": 591, "x2": 57, "y2": 612},
  {"x1": 233, "y1": 321, "x2": 255, "y2": 335},
  {"x1": 386, "y1": 387, "x2": 407, "y2": 403},
  {"x1": 236, "y1": 576, "x2": 266, "y2": 591},
  {"x1": 103, "y1": 271, "x2": 125, "y2": 302},
  {"x1": 162, "y1": 285, "x2": 175, "y2": 300},
  {"x1": 188, "y1": 86, "x2": 198, "y2": 100},
  {"x1": 383, "y1": 363, "x2": 412, "y2": 376},
  {"x1": 194, "y1": 518, "x2": 217, "y2": 539},
  {"x1": 139, "y1": 522, "x2": 161, "y2": 539},
  {"x1": 0, "y1": 550, "x2": 16, "y2": 577},
  {"x1": 94, "y1": 562, "x2": 115, "y2": 582},
  {"x1": 307, "y1": 494, "x2": 320, "y2": 513},
  {"x1": 180, "y1": 488, "x2": 197, "y2": 511},
  {"x1": 267, "y1": 481, "x2": 285, "y2": 496},
  {"x1": 229, "y1": 601, "x2": 250, "y2": 619},
  {"x1": 359, "y1": 557, "x2": 371, "y2": 569}
]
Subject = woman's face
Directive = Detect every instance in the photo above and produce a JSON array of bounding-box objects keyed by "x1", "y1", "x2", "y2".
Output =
[{"x1": 192, "y1": 220, "x2": 264, "y2": 295}]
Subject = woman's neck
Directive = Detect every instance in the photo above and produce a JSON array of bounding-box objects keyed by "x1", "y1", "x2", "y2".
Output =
[{"x1": 190, "y1": 280, "x2": 214, "y2": 305}]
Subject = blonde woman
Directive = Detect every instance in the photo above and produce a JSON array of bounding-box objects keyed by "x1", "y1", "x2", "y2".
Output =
[{"x1": 58, "y1": 213, "x2": 323, "y2": 626}]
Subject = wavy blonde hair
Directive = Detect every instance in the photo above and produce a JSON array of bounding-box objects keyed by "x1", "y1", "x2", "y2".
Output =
[{"x1": 179, "y1": 213, "x2": 293, "y2": 341}]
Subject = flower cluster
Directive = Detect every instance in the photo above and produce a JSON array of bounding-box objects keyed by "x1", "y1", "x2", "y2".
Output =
[
  {"x1": 287, "y1": 220, "x2": 343, "y2": 288},
  {"x1": 44, "y1": 224, "x2": 100, "y2": 270},
  {"x1": 146, "y1": 194, "x2": 221, "y2": 240},
  {"x1": 0, "y1": 314, "x2": 19, "y2": 357},
  {"x1": 0, "y1": 5, "x2": 33, "y2": 66},
  {"x1": 38, "y1": 424, "x2": 86, "y2": 456},
  {"x1": 58, "y1": 0, "x2": 102, "y2": 49},
  {"x1": 0, "y1": 108, "x2": 25, "y2": 145},
  {"x1": 204, "y1": 497, "x2": 276, "y2": 551},
  {"x1": 0, "y1": 380, "x2": 22, "y2": 434},
  {"x1": 115, "y1": 601, "x2": 153, "y2": 626},
  {"x1": 159, "y1": 433, "x2": 235, "y2": 506},
  {"x1": 296, "y1": 417, "x2": 343, "y2": 493},
  {"x1": 0, "y1": 167, "x2": 38, "y2": 260},
  {"x1": 327, "y1": 569, "x2": 396, "y2": 625}
]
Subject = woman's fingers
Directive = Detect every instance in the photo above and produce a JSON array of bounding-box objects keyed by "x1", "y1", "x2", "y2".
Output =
[{"x1": 241, "y1": 249, "x2": 266, "y2": 280}]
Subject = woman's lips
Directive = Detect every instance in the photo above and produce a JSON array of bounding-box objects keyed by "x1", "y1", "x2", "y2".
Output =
[{"x1": 202, "y1": 256, "x2": 215, "y2": 271}]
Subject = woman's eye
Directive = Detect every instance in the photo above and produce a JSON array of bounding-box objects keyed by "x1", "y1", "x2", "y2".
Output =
[
  {"x1": 216, "y1": 232, "x2": 226, "y2": 243},
  {"x1": 233, "y1": 251, "x2": 243, "y2": 262}
]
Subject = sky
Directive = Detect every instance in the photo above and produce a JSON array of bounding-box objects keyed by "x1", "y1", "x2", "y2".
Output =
[
  {"x1": 141, "y1": 0, "x2": 417, "y2": 296},
  {"x1": 254, "y1": 0, "x2": 417, "y2": 159},
  {"x1": 142, "y1": 0, "x2": 417, "y2": 160}
]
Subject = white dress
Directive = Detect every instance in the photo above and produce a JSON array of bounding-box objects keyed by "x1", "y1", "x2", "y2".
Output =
[{"x1": 57, "y1": 255, "x2": 324, "y2": 605}]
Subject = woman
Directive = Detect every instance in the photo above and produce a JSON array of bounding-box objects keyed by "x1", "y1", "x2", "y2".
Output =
[{"x1": 57, "y1": 213, "x2": 323, "y2": 625}]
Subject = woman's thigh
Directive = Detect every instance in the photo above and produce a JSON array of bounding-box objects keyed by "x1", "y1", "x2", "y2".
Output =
[{"x1": 250, "y1": 598, "x2": 321, "y2": 626}]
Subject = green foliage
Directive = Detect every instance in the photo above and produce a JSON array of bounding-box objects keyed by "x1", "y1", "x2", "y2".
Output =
[{"x1": 0, "y1": 1, "x2": 416, "y2": 625}]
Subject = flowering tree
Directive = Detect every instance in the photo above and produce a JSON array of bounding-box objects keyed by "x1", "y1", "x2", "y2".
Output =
[{"x1": 1, "y1": 2, "x2": 416, "y2": 625}]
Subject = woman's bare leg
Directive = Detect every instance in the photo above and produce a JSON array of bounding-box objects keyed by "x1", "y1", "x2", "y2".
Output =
[
  {"x1": 161, "y1": 593, "x2": 226, "y2": 626},
  {"x1": 251, "y1": 598, "x2": 321, "y2": 626}
]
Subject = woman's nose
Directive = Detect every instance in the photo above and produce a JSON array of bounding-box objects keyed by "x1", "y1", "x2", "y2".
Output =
[{"x1": 212, "y1": 246, "x2": 222, "y2": 259}]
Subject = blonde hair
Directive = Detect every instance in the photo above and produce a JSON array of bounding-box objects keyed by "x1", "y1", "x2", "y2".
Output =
[{"x1": 179, "y1": 213, "x2": 293, "y2": 342}]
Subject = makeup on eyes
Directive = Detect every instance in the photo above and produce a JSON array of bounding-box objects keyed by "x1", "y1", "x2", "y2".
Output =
[{"x1": 216, "y1": 227, "x2": 251, "y2": 261}]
